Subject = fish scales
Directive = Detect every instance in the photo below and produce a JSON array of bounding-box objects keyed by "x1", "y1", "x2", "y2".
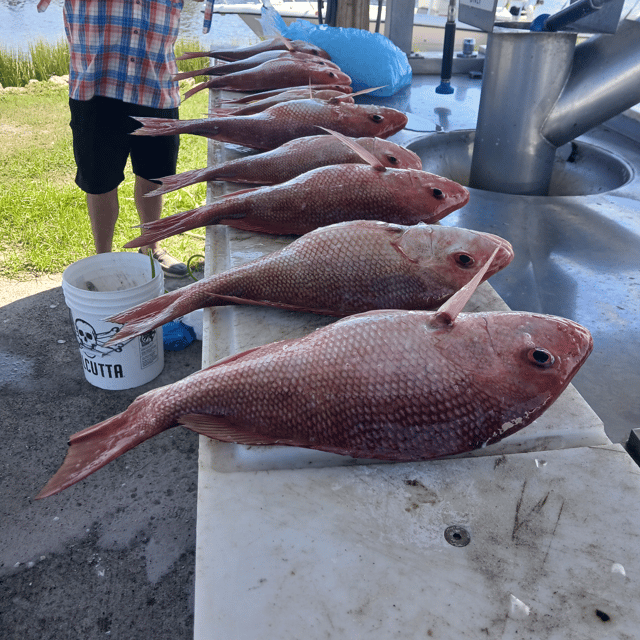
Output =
[
  {"x1": 107, "y1": 222, "x2": 514, "y2": 345},
  {"x1": 209, "y1": 89, "x2": 354, "y2": 117},
  {"x1": 124, "y1": 164, "x2": 470, "y2": 246},
  {"x1": 184, "y1": 59, "x2": 351, "y2": 98},
  {"x1": 132, "y1": 100, "x2": 409, "y2": 150},
  {"x1": 175, "y1": 51, "x2": 341, "y2": 80},
  {"x1": 177, "y1": 38, "x2": 332, "y2": 62},
  {"x1": 148, "y1": 135, "x2": 422, "y2": 195},
  {"x1": 36, "y1": 307, "x2": 593, "y2": 498},
  {"x1": 147, "y1": 136, "x2": 422, "y2": 196}
]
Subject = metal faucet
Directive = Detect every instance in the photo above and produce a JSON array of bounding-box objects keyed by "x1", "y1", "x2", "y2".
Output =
[{"x1": 468, "y1": 6, "x2": 640, "y2": 195}]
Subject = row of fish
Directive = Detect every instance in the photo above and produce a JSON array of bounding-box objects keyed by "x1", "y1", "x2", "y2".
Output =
[{"x1": 36, "y1": 37, "x2": 594, "y2": 499}]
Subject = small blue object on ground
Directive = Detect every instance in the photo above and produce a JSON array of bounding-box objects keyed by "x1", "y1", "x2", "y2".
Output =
[{"x1": 163, "y1": 320, "x2": 196, "y2": 351}]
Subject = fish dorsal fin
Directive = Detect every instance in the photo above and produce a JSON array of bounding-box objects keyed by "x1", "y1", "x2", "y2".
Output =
[
  {"x1": 275, "y1": 34, "x2": 293, "y2": 51},
  {"x1": 317, "y1": 127, "x2": 386, "y2": 171},
  {"x1": 431, "y1": 246, "x2": 499, "y2": 326}
]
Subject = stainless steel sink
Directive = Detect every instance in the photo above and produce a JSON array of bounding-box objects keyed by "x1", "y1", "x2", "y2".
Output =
[
  {"x1": 406, "y1": 122, "x2": 640, "y2": 444},
  {"x1": 409, "y1": 129, "x2": 634, "y2": 196}
]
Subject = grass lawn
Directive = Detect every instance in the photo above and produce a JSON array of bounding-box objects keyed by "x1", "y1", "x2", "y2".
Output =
[{"x1": 0, "y1": 47, "x2": 210, "y2": 278}]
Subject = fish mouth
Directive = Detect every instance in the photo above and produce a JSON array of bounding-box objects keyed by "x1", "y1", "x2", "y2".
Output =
[
  {"x1": 484, "y1": 234, "x2": 515, "y2": 276},
  {"x1": 441, "y1": 186, "x2": 470, "y2": 216}
]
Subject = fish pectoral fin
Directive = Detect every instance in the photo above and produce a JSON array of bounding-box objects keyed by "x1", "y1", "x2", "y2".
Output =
[
  {"x1": 432, "y1": 246, "x2": 500, "y2": 326},
  {"x1": 178, "y1": 413, "x2": 282, "y2": 445},
  {"x1": 316, "y1": 128, "x2": 386, "y2": 171}
]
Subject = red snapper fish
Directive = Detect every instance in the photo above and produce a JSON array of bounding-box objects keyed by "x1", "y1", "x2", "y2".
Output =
[
  {"x1": 123, "y1": 157, "x2": 470, "y2": 247},
  {"x1": 214, "y1": 84, "x2": 353, "y2": 106},
  {"x1": 173, "y1": 51, "x2": 341, "y2": 82},
  {"x1": 130, "y1": 99, "x2": 409, "y2": 150},
  {"x1": 105, "y1": 221, "x2": 514, "y2": 346},
  {"x1": 146, "y1": 135, "x2": 423, "y2": 197},
  {"x1": 208, "y1": 89, "x2": 354, "y2": 117},
  {"x1": 182, "y1": 59, "x2": 351, "y2": 100},
  {"x1": 35, "y1": 255, "x2": 593, "y2": 499},
  {"x1": 176, "y1": 37, "x2": 331, "y2": 62}
]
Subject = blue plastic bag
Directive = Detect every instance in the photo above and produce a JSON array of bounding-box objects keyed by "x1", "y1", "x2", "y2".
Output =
[
  {"x1": 259, "y1": 6, "x2": 412, "y2": 97},
  {"x1": 163, "y1": 320, "x2": 196, "y2": 351}
]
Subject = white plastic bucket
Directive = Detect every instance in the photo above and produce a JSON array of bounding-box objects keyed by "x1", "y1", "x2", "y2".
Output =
[{"x1": 62, "y1": 252, "x2": 165, "y2": 390}]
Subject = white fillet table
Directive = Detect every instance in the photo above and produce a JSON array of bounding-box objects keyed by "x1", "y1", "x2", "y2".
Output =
[{"x1": 192, "y1": 89, "x2": 640, "y2": 639}]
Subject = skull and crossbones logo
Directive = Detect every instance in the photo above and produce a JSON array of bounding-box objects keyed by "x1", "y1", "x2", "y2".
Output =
[{"x1": 73, "y1": 319, "x2": 123, "y2": 357}]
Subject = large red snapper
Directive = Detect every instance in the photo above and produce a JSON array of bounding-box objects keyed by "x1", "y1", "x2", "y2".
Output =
[
  {"x1": 36, "y1": 273, "x2": 592, "y2": 499},
  {"x1": 146, "y1": 135, "x2": 422, "y2": 196},
  {"x1": 176, "y1": 37, "x2": 331, "y2": 62},
  {"x1": 131, "y1": 99, "x2": 409, "y2": 150},
  {"x1": 123, "y1": 162, "x2": 470, "y2": 247},
  {"x1": 208, "y1": 89, "x2": 354, "y2": 117},
  {"x1": 214, "y1": 84, "x2": 353, "y2": 106},
  {"x1": 182, "y1": 59, "x2": 351, "y2": 100},
  {"x1": 106, "y1": 221, "x2": 514, "y2": 345}
]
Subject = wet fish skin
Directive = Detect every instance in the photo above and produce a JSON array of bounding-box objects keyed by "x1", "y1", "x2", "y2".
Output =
[
  {"x1": 209, "y1": 89, "x2": 354, "y2": 117},
  {"x1": 176, "y1": 38, "x2": 331, "y2": 62},
  {"x1": 173, "y1": 51, "x2": 341, "y2": 81},
  {"x1": 123, "y1": 163, "x2": 470, "y2": 248},
  {"x1": 182, "y1": 59, "x2": 351, "y2": 100},
  {"x1": 131, "y1": 99, "x2": 408, "y2": 150},
  {"x1": 146, "y1": 135, "x2": 423, "y2": 196},
  {"x1": 215, "y1": 84, "x2": 353, "y2": 106},
  {"x1": 106, "y1": 221, "x2": 514, "y2": 345},
  {"x1": 36, "y1": 307, "x2": 592, "y2": 499}
]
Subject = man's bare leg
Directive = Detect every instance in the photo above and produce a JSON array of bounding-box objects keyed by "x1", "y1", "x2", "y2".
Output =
[
  {"x1": 134, "y1": 176, "x2": 162, "y2": 255},
  {"x1": 86, "y1": 188, "x2": 119, "y2": 254},
  {"x1": 133, "y1": 175, "x2": 188, "y2": 277}
]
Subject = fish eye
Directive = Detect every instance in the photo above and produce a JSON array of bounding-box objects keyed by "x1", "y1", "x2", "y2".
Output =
[
  {"x1": 371, "y1": 114, "x2": 384, "y2": 123},
  {"x1": 433, "y1": 188, "x2": 444, "y2": 199},
  {"x1": 528, "y1": 348, "x2": 555, "y2": 368},
  {"x1": 387, "y1": 155, "x2": 398, "y2": 164},
  {"x1": 328, "y1": 71, "x2": 336, "y2": 77},
  {"x1": 454, "y1": 253, "x2": 474, "y2": 268}
]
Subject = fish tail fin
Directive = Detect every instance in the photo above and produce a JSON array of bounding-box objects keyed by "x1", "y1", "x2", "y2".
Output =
[
  {"x1": 130, "y1": 116, "x2": 194, "y2": 137},
  {"x1": 146, "y1": 167, "x2": 215, "y2": 197},
  {"x1": 176, "y1": 51, "x2": 212, "y2": 61},
  {"x1": 183, "y1": 80, "x2": 214, "y2": 101},
  {"x1": 36, "y1": 397, "x2": 170, "y2": 499},
  {"x1": 123, "y1": 205, "x2": 218, "y2": 248},
  {"x1": 105, "y1": 286, "x2": 205, "y2": 346},
  {"x1": 173, "y1": 67, "x2": 210, "y2": 81}
]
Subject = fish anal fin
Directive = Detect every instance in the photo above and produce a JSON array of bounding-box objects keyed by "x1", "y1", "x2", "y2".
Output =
[
  {"x1": 179, "y1": 413, "x2": 282, "y2": 445},
  {"x1": 212, "y1": 294, "x2": 341, "y2": 316},
  {"x1": 316, "y1": 127, "x2": 386, "y2": 171}
]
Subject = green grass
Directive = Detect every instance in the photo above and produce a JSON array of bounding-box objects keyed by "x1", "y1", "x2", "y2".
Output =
[
  {"x1": 0, "y1": 39, "x2": 213, "y2": 278},
  {"x1": 0, "y1": 39, "x2": 70, "y2": 88},
  {"x1": 0, "y1": 37, "x2": 209, "y2": 89}
]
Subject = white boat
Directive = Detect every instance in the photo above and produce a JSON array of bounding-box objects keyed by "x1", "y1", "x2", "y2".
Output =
[{"x1": 212, "y1": 0, "x2": 491, "y2": 52}]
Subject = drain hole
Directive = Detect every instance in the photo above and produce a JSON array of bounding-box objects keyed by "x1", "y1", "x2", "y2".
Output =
[{"x1": 444, "y1": 525, "x2": 470, "y2": 547}]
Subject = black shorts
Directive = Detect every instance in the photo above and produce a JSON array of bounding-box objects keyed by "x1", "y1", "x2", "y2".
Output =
[{"x1": 69, "y1": 96, "x2": 180, "y2": 195}]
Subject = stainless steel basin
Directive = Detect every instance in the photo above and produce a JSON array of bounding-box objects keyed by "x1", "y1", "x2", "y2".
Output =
[
  {"x1": 405, "y1": 124, "x2": 640, "y2": 445},
  {"x1": 408, "y1": 130, "x2": 633, "y2": 196}
]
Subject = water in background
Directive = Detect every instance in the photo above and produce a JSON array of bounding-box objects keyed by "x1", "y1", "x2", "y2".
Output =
[{"x1": 0, "y1": 0, "x2": 260, "y2": 52}]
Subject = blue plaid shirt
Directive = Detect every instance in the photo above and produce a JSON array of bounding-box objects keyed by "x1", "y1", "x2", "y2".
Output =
[{"x1": 63, "y1": 0, "x2": 183, "y2": 108}]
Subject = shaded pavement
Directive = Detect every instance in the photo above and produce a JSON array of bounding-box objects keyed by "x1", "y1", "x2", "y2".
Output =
[{"x1": 1, "y1": 271, "x2": 203, "y2": 639}]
